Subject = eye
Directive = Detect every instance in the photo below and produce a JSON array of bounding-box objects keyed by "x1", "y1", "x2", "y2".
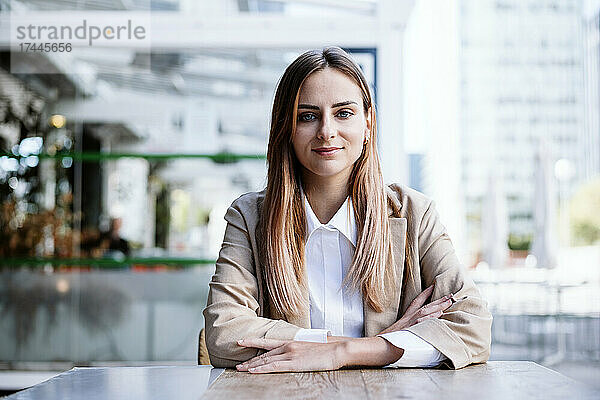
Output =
[
  {"x1": 336, "y1": 110, "x2": 354, "y2": 119},
  {"x1": 298, "y1": 113, "x2": 317, "y2": 122}
]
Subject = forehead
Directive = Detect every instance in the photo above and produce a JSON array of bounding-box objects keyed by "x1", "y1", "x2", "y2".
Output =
[{"x1": 298, "y1": 68, "x2": 363, "y2": 103}]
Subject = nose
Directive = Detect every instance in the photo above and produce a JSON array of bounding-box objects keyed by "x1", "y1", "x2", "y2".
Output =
[{"x1": 316, "y1": 113, "x2": 336, "y2": 141}]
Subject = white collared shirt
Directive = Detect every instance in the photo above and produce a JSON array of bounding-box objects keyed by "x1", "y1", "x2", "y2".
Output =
[{"x1": 293, "y1": 191, "x2": 447, "y2": 368}]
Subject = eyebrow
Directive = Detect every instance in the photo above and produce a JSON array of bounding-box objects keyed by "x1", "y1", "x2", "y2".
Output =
[{"x1": 298, "y1": 100, "x2": 358, "y2": 110}]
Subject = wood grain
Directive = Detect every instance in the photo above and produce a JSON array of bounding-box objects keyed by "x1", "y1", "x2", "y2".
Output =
[
  {"x1": 200, "y1": 362, "x2": 599, "y2": 400},
  {"x1": 200, "y1": 369, "x2": 367, "y2": 399}
]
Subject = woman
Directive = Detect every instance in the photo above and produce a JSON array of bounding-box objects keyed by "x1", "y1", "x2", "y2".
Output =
[{"x1": 203, "y1": 46, "x2": 492, "y2": 373}]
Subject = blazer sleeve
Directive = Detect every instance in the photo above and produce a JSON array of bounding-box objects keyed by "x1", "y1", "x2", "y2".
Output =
[
  {"x1": 203, "y1": 197, "x2": 301, "y2": 367},
  {"x1": 404, "y1": 200, "x2": 493, "y2": 369}
]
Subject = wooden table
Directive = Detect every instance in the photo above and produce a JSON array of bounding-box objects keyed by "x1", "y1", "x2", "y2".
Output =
[
  {"x1": 6, "y1": 362, "x2": 598, "y2": 399},
  {"x1": 6, "y1": 366, "x2": 223, "y2": 400}
]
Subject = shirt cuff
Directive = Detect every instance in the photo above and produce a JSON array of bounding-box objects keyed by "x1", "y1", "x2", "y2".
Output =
[
  {"x1": 377, "y1": 330, "x2": 447, "y2": 368},
  {"x1": 293, "y1": 328, "x2": 331, "y2": 343}
]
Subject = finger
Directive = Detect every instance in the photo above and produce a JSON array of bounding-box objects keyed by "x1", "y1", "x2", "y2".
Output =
[
  {"x1": 420, "y1": 297, "x2": 452, "y2": 315},
  {"x1": 237, "y1": 345, "x2": 287, "y2": 367},
  {"x1": 416, "y1": 309, "x2": 443, "y2": 324},
  {"x1": 248, "y1": 360, "x2": 295, "y2": 374},
  {"x1": 236, "y1": 347, "x2": 287, "y2": 371},
  {"x1": 406, "y1": 285, "x2": 434, "y2": 313},
  {"x1": 422, "y1": 295, "x2": 453, "y2": 312},
  {"x1": 237, "y1": 338, "x2": 288, "y2": 350},
  {"x1": 238, "y1": 353, "x2": 290, "y2": 371},
  {"x1": 429, "y1": 293, "x2": 454, "y2": 306}
]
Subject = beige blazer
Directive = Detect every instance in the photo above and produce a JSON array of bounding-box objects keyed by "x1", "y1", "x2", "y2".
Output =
[{"x1": 203, "y1": 183, "x2": 492, "y2": 369}]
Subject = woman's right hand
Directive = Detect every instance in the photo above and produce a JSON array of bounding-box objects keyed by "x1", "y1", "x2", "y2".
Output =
[{"x1": 378, "y1": 284, "x2": 453, "y2": 335}]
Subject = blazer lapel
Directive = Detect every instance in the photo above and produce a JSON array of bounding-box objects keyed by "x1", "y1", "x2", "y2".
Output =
[{"x1": 363, "y1": 216, "x2": 407, "y2": 337}]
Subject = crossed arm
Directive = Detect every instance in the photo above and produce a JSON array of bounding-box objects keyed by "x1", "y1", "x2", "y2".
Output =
[
  {"x1": 203, "y1": 195, "x2": 491, "y2": 371},
  {"x1": 235, "y1": 285, "x2": 455, "y2": 373}
]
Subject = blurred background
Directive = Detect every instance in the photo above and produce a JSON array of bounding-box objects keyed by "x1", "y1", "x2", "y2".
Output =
[{"x1": 0, "y1": 0, "x2": 598, "y2": 394}]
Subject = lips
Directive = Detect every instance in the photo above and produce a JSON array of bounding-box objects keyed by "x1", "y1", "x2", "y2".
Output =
[{"x1": 312, "y1": 147, "x2": 343, "y2": 156}]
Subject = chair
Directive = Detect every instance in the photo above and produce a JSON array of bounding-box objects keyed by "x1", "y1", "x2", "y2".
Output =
[{"x1": 198, "y1": 328, "x2": 211, "y2": 365}]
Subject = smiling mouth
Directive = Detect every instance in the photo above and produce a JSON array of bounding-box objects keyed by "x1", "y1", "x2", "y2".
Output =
[{"x1": 312, "y1": 147, "x2": 343, "y2": 156}]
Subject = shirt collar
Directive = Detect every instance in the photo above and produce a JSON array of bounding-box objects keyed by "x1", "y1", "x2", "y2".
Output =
[{"x1": 301, "y1": 186, "x2": 357, "y2": 247}]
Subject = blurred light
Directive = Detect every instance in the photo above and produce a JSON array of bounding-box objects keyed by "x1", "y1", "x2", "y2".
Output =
[
  {"x1": 18, "y1": 137, "x2": 43, "y2": 156},
  {"x1": 110, "y1": 251, "x2": 126, "y2": 262},
  {"x1": 58, "y1": 179, "x2": 70, "y2": 193},
  {"x1": 525, "y1": 254, "x2": 537, "y2": 268},
  {"x1": 63, "y1": 137, "x2": 72, "y2": 150},
  {"x1": 15, "y1": 180, "x2": 27, "y2": 197},
  {"x1": 50, "y1": 114, "x2": 66, "y2": 128},
  {"x1": 110, "y1": 204, "x2": 124, "y2": 218},
  {"x1": 554, "y1": 158, "x2": 575, "y2": 182},
  {"x1": 26, "y1": 156, "x2": 39, "y2": 168},
  {"x1": 476, "y1": 261, "x2": 490, "y2": 271},
  {"x1": 0, "y1": 156, "x2": 19, "y2": 172},
  {"x1": 61, "y1": 157, "x2": 73, "y2": 168},
  {"x1": 8, "y1": 176, "x2": 18, "y2": 189},
  {"x1": 56, "y1": 278, "x2": 69, "y2": 293}
]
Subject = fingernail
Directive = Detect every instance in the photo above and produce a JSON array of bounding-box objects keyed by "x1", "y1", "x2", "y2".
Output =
[
  {"x1": 249, "y1": 367, "x2": 256, "y2": 372},
  {"x1": 237, "y1": 339, "x2": 243, "y2": 344}
]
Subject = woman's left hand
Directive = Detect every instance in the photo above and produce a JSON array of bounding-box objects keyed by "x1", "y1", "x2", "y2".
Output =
[{"x1": 235, "y1": 338, "x2": 346, "y2": 373}]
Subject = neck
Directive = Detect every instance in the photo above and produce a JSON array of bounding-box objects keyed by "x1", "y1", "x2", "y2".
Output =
[{"x1": 302, "y1": 170, "x2": 351, "y2": 224}]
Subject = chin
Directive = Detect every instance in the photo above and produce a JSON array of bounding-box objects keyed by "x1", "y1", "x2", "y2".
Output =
[{"x1": 308, "y1": 166, "x2": 349, "y2": 179}]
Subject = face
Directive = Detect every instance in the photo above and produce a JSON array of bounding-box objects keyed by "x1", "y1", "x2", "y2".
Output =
[{"x1": 292, "y1": 67, "x2": 371, "y2": 187}]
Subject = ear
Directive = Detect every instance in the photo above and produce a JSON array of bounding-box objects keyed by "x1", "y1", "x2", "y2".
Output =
[{"x1": 365, "y1": 107, "x2": 372, "y2": 134}]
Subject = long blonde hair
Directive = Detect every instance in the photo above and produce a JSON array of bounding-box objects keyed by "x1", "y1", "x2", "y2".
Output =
[{"x1": 259, "y1": 46, "x2": 401, "y2": 318}]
